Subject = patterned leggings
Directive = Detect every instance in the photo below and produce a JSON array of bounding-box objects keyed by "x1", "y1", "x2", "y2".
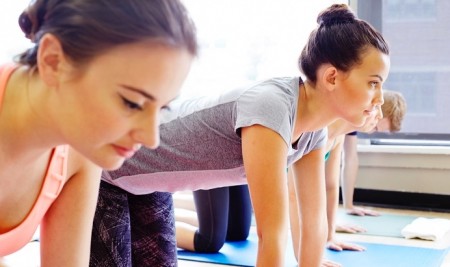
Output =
[{"x1": 90, "y1": 181, "x2": 177, "y2": 267}]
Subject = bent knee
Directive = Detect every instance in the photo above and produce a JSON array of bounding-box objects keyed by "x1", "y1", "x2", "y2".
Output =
[{"x1": 194, "y1": 231, "x2": 226, "y2": 253}]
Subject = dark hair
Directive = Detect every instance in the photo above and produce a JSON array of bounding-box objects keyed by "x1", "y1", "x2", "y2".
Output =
[
  {"x1": 17, "y1": 0, "x2": 198, "y2": 67},
  {"x1": 299, "y1": 4, "x2": 389, "y2": 83}
]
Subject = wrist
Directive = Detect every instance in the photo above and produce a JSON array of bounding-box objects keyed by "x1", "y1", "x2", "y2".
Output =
[
  {"x1": 344, "y1": 203, "x2": 353, "y2": 210},
  {"x1": 327, "y1": 231, "x2": 335, "y2": 242}
]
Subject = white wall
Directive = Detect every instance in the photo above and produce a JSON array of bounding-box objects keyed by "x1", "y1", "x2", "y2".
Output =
[{"x1": 356, "y1": 145, "x2": 450, "y2": 195}]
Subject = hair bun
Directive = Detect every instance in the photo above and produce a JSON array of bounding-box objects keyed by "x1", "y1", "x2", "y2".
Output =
[
  {"x1": 18, "y1": 11, "x2": 34, "y2": 40},
  {"x1": 317, "y1": 4, "x2": 356, "y2": 27}
]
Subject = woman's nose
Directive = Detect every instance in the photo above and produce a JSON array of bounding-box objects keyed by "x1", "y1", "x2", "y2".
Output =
[
  {"x1": 375, "y1": 90, "x2": 384, "y2": 106},
  {"x1": 131, "y1": 112, "x2": 160, "y2": 149},
  {"x1": 376, "y1": 105, "x2": 383, "y2": 120}
]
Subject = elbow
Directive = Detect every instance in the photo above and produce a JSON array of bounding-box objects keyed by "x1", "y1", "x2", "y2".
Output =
[
  {"x1": 306, "y1": 214, "x2": 328, "y2": 244},
  {"x1": 256, "y1": 223, "x2": 288, "y2": 241},
  {"x1": 256, "y1": 223, "x2": 289, "y2": 250},
  {"x1": 325, "y1": 179, "x2": 338, "y2": 192}
]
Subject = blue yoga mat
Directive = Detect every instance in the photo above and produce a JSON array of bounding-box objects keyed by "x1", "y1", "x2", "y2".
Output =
[{"x1": 178, "y1": 230, "x2": 449, "y2": 267}]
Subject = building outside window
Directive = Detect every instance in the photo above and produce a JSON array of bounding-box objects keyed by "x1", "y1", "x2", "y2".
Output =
[{"x1": 356, "y1": 0, "x2": 450, "y2": 142}]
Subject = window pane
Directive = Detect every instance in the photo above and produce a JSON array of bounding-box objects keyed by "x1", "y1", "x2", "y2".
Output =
[
  {"x1": 357, "y1": 0, "x2": 450, "y2": 136},
  {"x1": 384, "y1": 0, "x2": 436, "y2": 21}
]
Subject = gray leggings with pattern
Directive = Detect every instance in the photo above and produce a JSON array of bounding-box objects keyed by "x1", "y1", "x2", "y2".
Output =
[{"x1": 90, "y1": 181, "x2": 177, "y2": 267}]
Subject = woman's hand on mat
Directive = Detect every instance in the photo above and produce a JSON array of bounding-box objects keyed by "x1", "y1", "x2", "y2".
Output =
[
  {"x1": 321, "y1": 259, "x2": 342, "y2": 267},
  {"x1": 326, "y1": 239, "x2": 366, "y2": 252},
  {"x1": 346, "y1": 206, "x2": 380, "y2": 216},
  {"x1": 335, "y1": 223, "x2": 366, "y2": 234}
]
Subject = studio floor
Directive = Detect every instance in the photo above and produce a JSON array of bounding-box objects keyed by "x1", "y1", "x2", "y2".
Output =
[
  {"x1": 178, "y1": 206, "x2": 450, "y2": 267},
  {"x1": 3, "y1": 206, "x2": 450, "y2": 267}
]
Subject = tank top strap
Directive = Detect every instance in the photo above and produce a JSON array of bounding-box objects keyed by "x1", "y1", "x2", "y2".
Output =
[
  {"x1": 0, "y1": 63, "x2": 18, "y2": 105},
  {"x1": 44, "y1": 145, "x2": 69, "y2": 199}
]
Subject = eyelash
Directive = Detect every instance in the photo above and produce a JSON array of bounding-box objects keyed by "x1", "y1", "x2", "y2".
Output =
[
  {"x1": 161, "y1": 105, "x2": 171, "y2": 111},
  {"x1": 121, "y1": 96, "x2": 143, "y2": 111},
  {"x1": 370, "y1": 81, "x2": 379, "y2": 89}
]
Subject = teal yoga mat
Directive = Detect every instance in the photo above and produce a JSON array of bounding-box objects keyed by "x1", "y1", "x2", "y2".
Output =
[
  {"x1": 336, "y1": 209, "x2": 417, "y2": 237},
  {"x1": 252, "y1": 210, "x2": 416, "y2": 238},
  {"x1": 177, "y1": 229, "x2": 449, "y2": 267}
]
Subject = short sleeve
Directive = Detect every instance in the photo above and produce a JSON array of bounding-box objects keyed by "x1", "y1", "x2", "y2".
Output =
[{"x1": 234, "y1": 79, "x2": 297, "y2": 147}]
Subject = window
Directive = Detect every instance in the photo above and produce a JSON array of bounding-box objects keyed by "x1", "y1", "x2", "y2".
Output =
[
  {"x1": 384, "y1": 0, "x2": 436, "y2": 22},
  {"x1": 387, "y1": 72, "x2": 435, "y2": 115},
  {"x1": 355, "y1": 0, "x2": 450, "y2": 142},
  {"x1": 180, "y1": 0, "x2": 348, "y2": 98}
]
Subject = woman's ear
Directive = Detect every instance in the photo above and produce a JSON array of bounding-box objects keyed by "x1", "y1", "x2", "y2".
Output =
[
  {"x1": 323, "y1": 66, "x2": 337, "y2": 91},
  {"x1": 37, "y1": 33, "x2": 67, "y2": 88},
  {"x1": 317, "y1": 64, "x2": 338, "y2": 92}
]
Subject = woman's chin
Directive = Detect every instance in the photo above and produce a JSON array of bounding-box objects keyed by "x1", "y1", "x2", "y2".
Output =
[
  {"x1": 346, "y1": 117, "x2": 366, "y2": 128},
  {"x1": 97, "y1": 157, "x2": 126, "y2": 171}
]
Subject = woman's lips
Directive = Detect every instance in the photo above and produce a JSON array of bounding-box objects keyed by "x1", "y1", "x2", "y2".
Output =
[{"x1": 112, "y1": 145, "x2": 137, "y2": 159}]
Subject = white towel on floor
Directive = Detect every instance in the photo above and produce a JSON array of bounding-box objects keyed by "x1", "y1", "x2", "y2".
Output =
[{"x1": 401, "y1": 217, "x2": 450, "y2": 241}]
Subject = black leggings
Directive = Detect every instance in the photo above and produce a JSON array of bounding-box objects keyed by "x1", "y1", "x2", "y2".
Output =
[
  {"x1": 90, "y1": 181, "x2": 177, "y2": 267},
  {"x1": 193, "y1": 184, "x2": 252, "y2": 253}
]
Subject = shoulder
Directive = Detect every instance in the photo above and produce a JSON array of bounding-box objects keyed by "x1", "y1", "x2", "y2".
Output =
[
  {"x1": 66, "y1": 147, "x2": 102, "y2": 184},
  {"x1": 236, "y1": 77, "x2": 299, "y2": 120},
  {"x1": 241, "y1": 77, "x2": 299, "y2": 100}
]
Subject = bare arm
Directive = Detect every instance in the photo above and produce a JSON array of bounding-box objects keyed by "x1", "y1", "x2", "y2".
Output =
[
  {"x1": 291, "y1": 147, "x2": 328, "y2": 267},
  {"x1": 325, "y1": 137, "x2": 344, "y2": 243},
  {"x1": 341, "y1": 134, "x2": 359, "y2": 212},
  {"x1": 325, "y1": 138, "x2": 365, "y2": 251},
  {"x1": 241, "y1": 125, "x2": 289, "y2": 267},
  {"x1": 342, "y1": 135, "x2": 379, "y2": 216},
  {"x1": 287, "y1": 168, "x2": 300, "y2": 261},
  {"x1": 40, "y1": 150, "x2": 102, "y2": 267}
]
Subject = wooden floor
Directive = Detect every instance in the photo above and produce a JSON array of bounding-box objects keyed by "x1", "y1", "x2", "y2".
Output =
[{"x1": 3, "y1": 206, "x2": 450, "y2": 266}]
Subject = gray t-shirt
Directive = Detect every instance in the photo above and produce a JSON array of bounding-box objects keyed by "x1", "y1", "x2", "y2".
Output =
[{"x1": 103, "y1": 77, "x2": 327, "y2": 194}]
